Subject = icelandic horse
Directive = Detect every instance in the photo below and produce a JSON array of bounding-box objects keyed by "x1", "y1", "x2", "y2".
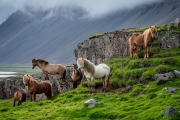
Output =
[
  {"x1": 76, "y1": 58, "x2": 111, "y2": 93},
  {"x1": 129, "y1": 26, "x2": 157, "y2": 59}
]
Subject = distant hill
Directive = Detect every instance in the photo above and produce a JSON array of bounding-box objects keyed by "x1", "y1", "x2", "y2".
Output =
[{"x1": 0, "y1": 0, "x2": 180, "y2": 65}]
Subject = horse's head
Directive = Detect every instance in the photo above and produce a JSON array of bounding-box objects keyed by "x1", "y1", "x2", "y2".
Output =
[
  {"x1": 149, "y1": 26, "x2": 157, "y2": 40},
  {"x1": 32, "y1": 59, "x2": 37, "y2": 69},
  {"x1": 22, "y1": 75, "x2": 31, "y2": 86},
  {"x1": 76, "y1": 58, "x2": 84, "y2": 71}
]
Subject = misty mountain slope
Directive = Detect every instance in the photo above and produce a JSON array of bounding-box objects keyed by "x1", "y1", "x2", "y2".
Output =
[{"x1": 0, "y1": 0, "x2": 180, "y2": 65}]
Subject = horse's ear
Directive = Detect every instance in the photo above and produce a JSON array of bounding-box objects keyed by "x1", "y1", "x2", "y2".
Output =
[{"x1": 150, "y1": 26, "x2": 151, "y2": 28}]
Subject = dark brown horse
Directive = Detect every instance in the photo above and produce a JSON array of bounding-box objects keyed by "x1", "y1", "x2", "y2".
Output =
[
  {"x1": 9, "y1": 85, "x2": 27, "y2": 107},
  {"x1": 32, "y1": 58, "x2": 66, "y2": 80},
  {"x1": 71, "y1": 64, "x2": 84, "y2": 89},
  {"x1": 129, "y1": 26, "x2": 157, "y2": 59},
  {"x1": 22, "y1": 74, "x2": 52, "y2": 101}
]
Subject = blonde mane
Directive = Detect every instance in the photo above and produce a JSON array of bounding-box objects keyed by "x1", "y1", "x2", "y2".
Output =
[{"x1": 84, "y1": 59, "x2": 95, "y2": 75}]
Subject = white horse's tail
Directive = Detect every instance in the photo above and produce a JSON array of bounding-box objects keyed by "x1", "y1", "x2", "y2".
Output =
[{"x1": 106, "y1": 74, "x2": 111, "y2": 90}]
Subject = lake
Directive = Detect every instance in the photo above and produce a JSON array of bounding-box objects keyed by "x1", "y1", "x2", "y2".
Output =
[
  {"x1": 0, "y1": 71, "x2": 18, "y2": 77},
  {"x1": 0, "y1": 67, "x2": 41, "y2": 78}
]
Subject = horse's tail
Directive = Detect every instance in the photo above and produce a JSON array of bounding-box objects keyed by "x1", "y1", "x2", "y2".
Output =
[
  {"x1": 49, "y1": 84, "x2": 52, "y2": 100},
  {"x1": 62, "y1": 69, "x2": 66, "y2": 79},
  {"x1": 106, "y1": 74, "x2": 111, "y2": 90},
  {"x1": 21, "y1": 92, "x2": 27, "y2": 103},
  {"x1": 46, "y1": 83, "x2": 52, "y2": 100}
]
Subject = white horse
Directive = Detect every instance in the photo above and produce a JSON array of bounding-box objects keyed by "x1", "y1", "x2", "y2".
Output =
[{"x1": 76, "y1": 58, "x2": 110, "y2": 93}]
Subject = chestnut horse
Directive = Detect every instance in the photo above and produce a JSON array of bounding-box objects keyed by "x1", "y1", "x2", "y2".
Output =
[
  {"x1": 71, "y1": 64, "x2": 84, "y2": 89},
  {"x1": 32, "y1": 58, "x2": 66, "y2": 80},
  {"x1": 129, "y1": 26, "x2": 157, "y2": 59},
  {"x1": 9, "y1": 85, "x2": 27, "y2": 107},
  {"x1": 22, "y1": 74, "x2": 52, "y2": 101}
]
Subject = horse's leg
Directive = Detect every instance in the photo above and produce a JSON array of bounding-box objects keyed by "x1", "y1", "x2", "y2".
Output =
[
  {"x1": 147, "y1": 45, "x2": 151, "y2": 58},
  {"x1": 33, "y1": 93, "x2": 36, "y2": 101},
  {"x1": 30, "y1": 94, "x2": 33, "y2": 101},
  {"x1": 91, "y1": 78, "x2": 95, "y2": 93},
  {"x1": 44, "y1": 73, "x2": 49, "y2": 80},
  {"x1": 130, "y1": 44, "x2": 134, "y2": 59},
  {"x1": 13, "y1": 100, "x2": 16, "y2": 107},
  {"x1": 133, "y1": 46, "x2": 140, "y2": 58},
  {"x1": 87, "y1": 78, "x2": 92, "y2": 94},
  {"x1": 18, "y1": 100, "x2": 21, "y2": 106}
]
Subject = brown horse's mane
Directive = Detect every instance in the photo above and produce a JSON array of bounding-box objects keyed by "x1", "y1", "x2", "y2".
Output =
[
  {"x1": 84, "y1": 59, "x2": 95, "y2": 75},
  {"x1": 33, "y1": 58, "x2": 49, "y2": 65}
]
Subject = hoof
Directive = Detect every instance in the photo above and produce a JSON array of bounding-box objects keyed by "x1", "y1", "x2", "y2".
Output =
[{"x1": 102, "y1": 88, "x2": 106, "y2": 92}]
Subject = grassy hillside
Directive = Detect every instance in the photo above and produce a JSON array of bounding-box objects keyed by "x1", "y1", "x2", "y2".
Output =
[{"x1": 0, "y1": 25, "x2": 180, "y2": 120}]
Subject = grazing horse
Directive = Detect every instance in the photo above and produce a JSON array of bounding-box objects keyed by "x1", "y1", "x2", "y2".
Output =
[
  {"x1": 77, "y1": 58, "x2": 110, "y2": 93},
  {"x1": 71, "y1": 64, "x2": 84, "y2": 89},
  {"x1": 129, "y1": 26, "x2": 157, "y2": 59},
  {"x1": 32, "y1": 58, "x2": 66, "y2": 80},
  {"x1": 9, "y1": 85, "x2": 27, "y2": 107},
  {"x1": 22, "y1": 74, "x2": 52, "y2": 101}
]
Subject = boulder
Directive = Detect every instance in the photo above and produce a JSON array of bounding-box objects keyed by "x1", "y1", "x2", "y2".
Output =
[
  {"x1": 174, "y1": 70, "x2": 180, "y2": 78},
  {"x1": 163, "y1": 106, "x2": 179, "y2": 116},
  {"x1": 163, "y1": 87, "x2": 177, "y2": 93},
  {"x1": 154, "y1": 72, "x2": 175, "y2": 84},
  {"x1": 85, "y1": 99, "x2": 98, "y2": 108}
]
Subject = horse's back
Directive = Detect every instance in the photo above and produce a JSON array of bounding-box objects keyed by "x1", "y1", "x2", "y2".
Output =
[
  {"x1": 35, "y1": 81, "x2": 51, "y2": 94},
  {"x1": 129, "y1": 33, "x2": 144, "y2": 46},
  {"x1": 94, "y1": 64, "x2": 110, "y2": 78}
]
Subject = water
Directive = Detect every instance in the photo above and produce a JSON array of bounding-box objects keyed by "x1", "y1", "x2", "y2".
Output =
[{"x1": 0, "y1": 71, "x2": 18, "y2": 77}]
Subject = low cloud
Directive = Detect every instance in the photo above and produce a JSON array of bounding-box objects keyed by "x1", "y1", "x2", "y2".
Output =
[{"x1": 0, "y1": 0, "x2": 162, "y2": 23}]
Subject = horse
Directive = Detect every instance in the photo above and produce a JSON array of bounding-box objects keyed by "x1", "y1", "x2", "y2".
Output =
[
  {"x1": 129, "y1": 26, "x2": 157, "y2": 59},
  {"x1": 32, "y1": 58, "x2": 66, "y2": 80},
  {"x1": 76, "y1": 58, "x2": 110, "y2": 93},
  {"x1": 22, "y1": 74, "x2": 52, "y2": 101},
  {"x1": 71, "y1": 64, "x2": 84, "y2": 89},
  {"x1": 9, "y1": 85, "x2": 27, "y2": 107}
]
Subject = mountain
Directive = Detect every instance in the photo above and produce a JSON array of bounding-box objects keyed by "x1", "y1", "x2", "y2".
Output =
[{"x1": 0, "y1": 0, "x2": 180, "y2": 65}]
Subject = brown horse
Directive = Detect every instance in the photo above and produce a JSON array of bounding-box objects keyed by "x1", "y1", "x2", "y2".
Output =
[
  {"x1": 32, "y1": 58, "x2": 66, "y2": 80},
  {"x1": 129, "y1": 26, "x2": 157, "y2": 59},
  {"x1": 71, "y1": 64, "x2": 84, "y2": 89},
  {"x1": 22, "y1": 74, "x2": 52, "y2": 101},
  {"x1": 9, "y1": 85, "x2": 27, "y2": 107}
]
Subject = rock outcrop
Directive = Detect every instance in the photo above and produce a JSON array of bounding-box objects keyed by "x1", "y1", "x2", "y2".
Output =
[
  {"x1": 0, "y1": 66, "x2": 74, "y2": 100},
  {"x1": 74, "y1": 27, "x2": 179, "y2": 64}
]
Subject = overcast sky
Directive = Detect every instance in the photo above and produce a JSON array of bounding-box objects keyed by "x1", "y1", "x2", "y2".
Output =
[{"x1": 0, "y1": 0, "x2": 162, "y2": 24}]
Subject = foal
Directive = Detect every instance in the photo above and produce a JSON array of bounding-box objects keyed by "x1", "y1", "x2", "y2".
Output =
[
  {"x1": 9, "y1": 85, "x2": 27, "y2": 107},
  {"x1": 71, "y1": 64, "x2": 84, "y2": 89}
]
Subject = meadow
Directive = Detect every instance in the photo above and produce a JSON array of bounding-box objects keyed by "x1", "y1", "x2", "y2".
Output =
[{"x1": 0, "y1": 24, "x2": 180, "y2": 120}]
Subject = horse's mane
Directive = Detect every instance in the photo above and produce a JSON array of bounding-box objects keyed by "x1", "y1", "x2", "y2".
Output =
[
  {"x1": 23, "y1": 74, "x2": 36, "y2": 82},
  {"x1": 33, "y1": 58, "x2": 49, "y2": 65},
  {"x1": 84, "y1": 59, "x2": 95, "y2": 75},
  {"x1": 143, "y1": 26, "x2": 156, "y2": 35}
]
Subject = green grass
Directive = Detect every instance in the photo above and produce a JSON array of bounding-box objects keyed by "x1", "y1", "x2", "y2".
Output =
[{"x1": 0, "y1": 24, "x2": 180, "y2": 120}]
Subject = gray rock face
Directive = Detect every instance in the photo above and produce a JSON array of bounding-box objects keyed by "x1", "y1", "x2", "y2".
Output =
[
  {"x1": 75, "y1": 30, "x2": 180, "y2": 64},
  {"x1": 0, "y1": 66, "x2": 74, "y2": 100},
  {"x1": 154, "y1": 72, "x2": 175, "y2": 84},
  {"x1": 161, "y1": 34, "x2": 180, "y2": 50},
  {"x1": 163, "y1": 106, "x2": 179, "y2": 116},
  {"x1": 174, "y1": 70, "x2": 180, "y2": 78}
]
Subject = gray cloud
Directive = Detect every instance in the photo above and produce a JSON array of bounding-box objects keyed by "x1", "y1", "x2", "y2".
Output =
[{"x1": 0, "y1": 0, "x2": 162, "y2": 24}]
